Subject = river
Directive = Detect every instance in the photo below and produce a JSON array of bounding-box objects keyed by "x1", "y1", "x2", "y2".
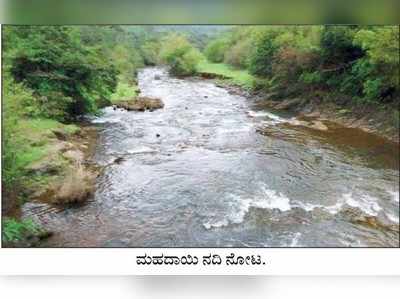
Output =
[{"x1": 23, "y1": 67, "x2": 399, "y2": 247}]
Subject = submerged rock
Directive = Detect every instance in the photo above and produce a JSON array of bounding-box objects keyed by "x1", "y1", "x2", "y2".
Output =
[
  {"x1": 114, "y1": 96, "x2": 164, "y2": 112},
  {"x1": 113, "y1": 157, "x2": 125, "y2": 164}
]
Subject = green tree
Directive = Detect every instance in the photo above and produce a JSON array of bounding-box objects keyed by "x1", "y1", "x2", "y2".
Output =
[
  {"x1": 4, "y1": 26, "x2": 118, "y2": 120},
  {"x1": 204, "y1": 38, "x2": 229, "y2": 63},
  {"x1": 160, "y1": 34, "x2": 202, "y2": 76}
]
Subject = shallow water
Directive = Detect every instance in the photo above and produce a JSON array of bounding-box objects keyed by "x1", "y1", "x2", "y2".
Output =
[{"x1": 24, "y1": 67, "x2": 399, "y2": 247}]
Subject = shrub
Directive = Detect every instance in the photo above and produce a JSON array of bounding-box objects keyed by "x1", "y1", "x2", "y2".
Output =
[
  {"x1": 141, "y1": 40, "x2": 161, "y2": 65},
  {"x1": 204, "y1": 39, "x2": 229, "y2": 63},
  {"x1": 320, "y1": 26, "x2": 364, "y2": 66},
  {"x1": 160, "y1": 34, "x2": 202, "y2": 76},
  {"x1": 4, "y1": 26, "x2": 118, "y2": 120},
  {"x1": 248, "y1": 28, "x2": 280, "y2": 77},
  {"x1": 2, "y1": 218, "x2": 40, "y2": 242},
  {"x1": 110, "y1": 80, "x2": 139, "y2": 102},
  {"x1": 224, "y1": 38, "x2": 252, "y2": 68},
  {"x1": 272, "y1": 46, "x2": 319, "y2": 85},
  {"x1": 353, "y1": 27, "x2": 399, "y2": 102},
  {"x1": 110, "y1": 44, "x2": 144, "y2": 83}
]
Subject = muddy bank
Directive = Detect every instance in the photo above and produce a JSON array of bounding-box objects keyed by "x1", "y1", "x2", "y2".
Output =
[{"x1": 255, "y1": 97, "x2": 399, "y2": 143}]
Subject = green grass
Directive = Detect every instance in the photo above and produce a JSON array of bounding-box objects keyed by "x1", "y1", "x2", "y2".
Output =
[
  {"x1": 17, "y1": 146, "x2": 47, "y2": 169},
  {"x1": 8, "y1": 118, "x2": 79, "y2": 170},
  {"x1": 110, "y1": 81, "x2": 139, "y2": 103},
  {"x1": 197, "y1": 61, "x2": 255, "y2": 89}
]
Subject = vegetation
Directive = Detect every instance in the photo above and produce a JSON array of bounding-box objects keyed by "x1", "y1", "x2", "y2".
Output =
[
  {"x1": 2, "y1": 218, "x2": 40, "y2": 243},
  {"x1": 110, "y1": 81, "x2": 139, "y2": 103},
  {"x1": 204, "y1": 38, "x2": 229, "y2": 63},
  {"x1": 160, "y1": 33, "x2": 202, "y2": 76},
  {"x1": 202, "y1": 25, "x2": 399, "y2": 105},
  {"x1": 2, "y1": 26, "x2": 148, "y2": 225},
  {"x1": 197, "y1": 61, "x2": 255, "y2": 89}
]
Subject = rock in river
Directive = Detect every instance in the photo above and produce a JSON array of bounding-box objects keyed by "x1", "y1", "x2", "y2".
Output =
[{"x1": 114, "y1": 96, "x2": 164, "y2": 112}]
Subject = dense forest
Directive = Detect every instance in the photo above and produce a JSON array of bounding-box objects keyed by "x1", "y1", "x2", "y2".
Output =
[{"x1": 2, "y1": 25, "x2": 399, "y2": 244}]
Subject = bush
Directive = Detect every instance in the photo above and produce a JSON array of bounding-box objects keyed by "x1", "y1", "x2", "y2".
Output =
[
  {"x1": 204, "y1": 39, "x2": 229, "y2": 63},
  {"x1": 110, "y1": 80, "x2": 139, "y2": 102},
  {"x1": 2, "y1": 218, "x2": 40, "y2": 242},
  {"x1": 320, "y1": 26, "x2": 364, "y2": 66},
  {"x1": 4, "y1": 26, "x2": 118, "y2": 120},
  {"x1": 141, "y1": 40, "x2": 161, "y2": 65},
  {"x1": 160, "y1": 34, "x2": 202, "y2": 76},
  {"x1": 272, "y1": 46, "x2": 319, "y2": 85},
  {"x1": 248, "y1": 28, "x2": 280, "y2": 77},
  {"x1": 110, "y1": 44, "x2": 144, "y2": 83},
  {"x1": 224, "y1": 38, "x2": 252, "y2": 68},
  {"x1": 353, "y1": 27, "x2": 399, "y2": 102}
]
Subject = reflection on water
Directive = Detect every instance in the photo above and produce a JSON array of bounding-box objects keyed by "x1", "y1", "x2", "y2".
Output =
[{"x1": 23, "y1": 67, "x2": 399, "y2": 247}]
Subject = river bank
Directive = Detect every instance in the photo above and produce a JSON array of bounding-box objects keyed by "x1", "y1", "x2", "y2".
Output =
[
  {"x1": 2, "y1": 121, "x2": 99, "y2": 247},
  {"x1": 199, "y1": 74, "x2": 399, "y2": 144}
]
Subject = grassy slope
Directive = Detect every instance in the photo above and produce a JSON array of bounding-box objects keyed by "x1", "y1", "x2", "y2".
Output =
[
  {"x1": 197, "y1": 61, "x2": 255, "y2": 89},
  {"x1": 13, "y1": 119, "x2": 79, "y2": 169}
]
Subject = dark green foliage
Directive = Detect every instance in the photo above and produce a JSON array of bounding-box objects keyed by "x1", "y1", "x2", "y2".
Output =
[
  {"x1": 2, "y1": 218, "x2": 40, "y2": 242},
  {"x1": 248, "y1": 30, "x2": 279, "y2": 77},
  {"x1": 4, "y1": 26, "x2": 118, "y2": 120},
  {"x1": 320, "y1": 26, "x2": 364, "y2": 65}
]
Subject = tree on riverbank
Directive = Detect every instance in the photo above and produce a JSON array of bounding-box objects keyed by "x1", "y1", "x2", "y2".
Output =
[
  {"x1": 160, "y1": 33, "x2": 202, "y2": 76},
  {"x1": 2, "y1": 26, "x2": 149, "y2": 235},
  {"x1": 203, "y1": 25, "x2": 399, "y2": 106}
]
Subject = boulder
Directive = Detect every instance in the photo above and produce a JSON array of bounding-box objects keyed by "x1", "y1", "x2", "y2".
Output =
[
  {"x1": 309, "y1": 120, "x2": 328, "y2": 131},
  {"x1": 115, "y1": 97, "x2": 164, "y2": 112}
]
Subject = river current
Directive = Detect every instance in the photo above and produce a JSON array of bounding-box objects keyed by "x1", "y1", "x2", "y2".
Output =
[{"x1": 23, "y1": 67, "x2": 399, "y2": 247}]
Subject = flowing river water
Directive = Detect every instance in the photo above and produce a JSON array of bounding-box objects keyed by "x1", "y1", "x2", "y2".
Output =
[{"x1": 24, "y1": 67, "x2": 399, "y2": 247}]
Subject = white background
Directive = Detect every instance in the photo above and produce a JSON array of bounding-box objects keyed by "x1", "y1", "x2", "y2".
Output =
[{"x1": 1, "y1": 276, "x2": 400, "y2": 298}]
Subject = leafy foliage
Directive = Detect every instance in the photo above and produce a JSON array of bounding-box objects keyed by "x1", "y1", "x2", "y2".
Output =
[
  {"x1": 2, "y1": 218, "x2": 40, "y2": 242},
  {"x1": 160, "y1": 34, "x2": 202, "y2": 76},
  {"x1": 4, "y1": 26, "x2": 118, "y2": 120},
  {"x1": 202, "y1": 25, "x2": 399, "y2": 105},
  {"x1": 204, "y1": 39, "x2": 229, "y2": 63}
]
